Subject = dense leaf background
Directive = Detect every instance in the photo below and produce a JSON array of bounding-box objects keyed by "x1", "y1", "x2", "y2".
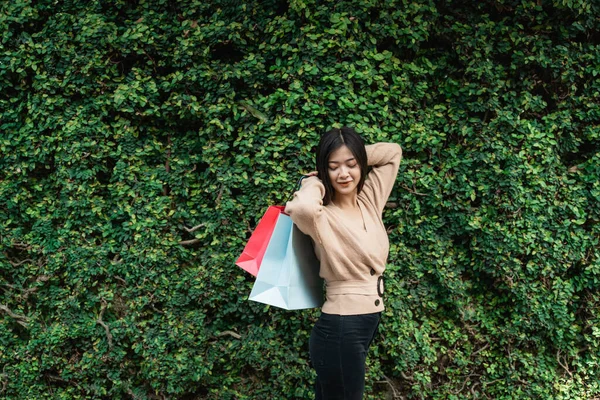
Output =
[{"x1": 1, "y1": 0, "x2": 599, "y2": 399}]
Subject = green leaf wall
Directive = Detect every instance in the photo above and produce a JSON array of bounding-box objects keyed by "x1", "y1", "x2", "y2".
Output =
[{"x1": 1, "y1": 0, "x2": 599, "y2": 398}]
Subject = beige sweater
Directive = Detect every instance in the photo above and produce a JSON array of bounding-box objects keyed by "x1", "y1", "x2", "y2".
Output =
[{"x1": 284, "y1": 143, "x2": 402, "y2": 315}]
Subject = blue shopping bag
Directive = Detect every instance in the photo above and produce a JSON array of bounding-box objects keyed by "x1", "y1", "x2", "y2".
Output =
[{"x1": 248, "y1": 212, "x2": 324, "y2": 310}]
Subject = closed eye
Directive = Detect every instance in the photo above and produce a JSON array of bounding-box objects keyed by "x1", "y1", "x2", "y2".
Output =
[{"x1": 329, "y1": 162, "x2": 357, "y2": 171}]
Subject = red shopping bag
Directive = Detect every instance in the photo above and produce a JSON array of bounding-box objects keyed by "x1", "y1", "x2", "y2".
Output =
[{"x1": 236, "y1": 205, "x2": 285, "y2": 276}]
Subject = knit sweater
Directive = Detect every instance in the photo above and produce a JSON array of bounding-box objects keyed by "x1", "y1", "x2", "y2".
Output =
[{"x1": 284, "y1": 143, "x2": 402, "y2": 315}]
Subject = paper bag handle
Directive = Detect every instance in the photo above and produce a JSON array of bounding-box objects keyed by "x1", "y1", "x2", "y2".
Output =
[{"x1": 285, "y1": 175, "x2": 310, "y2": 204}]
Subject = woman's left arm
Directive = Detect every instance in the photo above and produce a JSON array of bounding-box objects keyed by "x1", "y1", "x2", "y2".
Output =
[{"x1": 361, "y1": 143, "x2": 402, "y2": 212}]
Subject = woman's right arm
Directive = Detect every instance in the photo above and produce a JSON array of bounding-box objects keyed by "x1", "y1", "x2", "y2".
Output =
[
  {"x1": 284, "y1": 176, "x2": 325, "y2": 243},
  {"x1": 361, "y1": 143, "x2": 402, "y2": 212}
]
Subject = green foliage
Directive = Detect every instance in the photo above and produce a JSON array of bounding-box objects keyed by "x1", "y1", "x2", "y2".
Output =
[{"x1": 1, "y1": 0, "x2": 599, "y2": 398}]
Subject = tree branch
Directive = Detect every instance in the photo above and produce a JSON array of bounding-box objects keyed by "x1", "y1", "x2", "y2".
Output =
[
  {"x1": 216, "y1": 330, "x2": 242, "y2": 339},
  {"x1": 179, "y1": 239, "x2": 201, "y2": 246},
  {"x1": 115, "y1": 276, "x2": 127, "y2": 285},
  {"x1": 556, "y1": 350, "x2": 573, "y2": 378},
  {"x1": 183, "y1": 223, "x2": 205, "y2": 233},
  {"x1": 216, "y1": 184, "x2": 225, "y2": 205},
  {"x1": 96, "y1": 299, "x2": 114, "y2": 350},
  {"x1": 8, "y1": 258, "x2": 34, "y2": 267},
  {"x1": 127, "y1": 388, "x2": 143, "y2": 400},
  {"x1": 399, "y1": 371, "x2": 414, "y2": 382},
  {"x1": 10, "y1": 242, "x2": 31, "y2": 250},
  {"x1": 186, "y1": 164, "x2": 197, "y2": 174},
  {"x1": 0, "y1": 304, "x2": 30, "y2": 327},
  {"x1": 401, "y1": 184, "x2": 428, "y2": 196},
  {"x1": 472, "y1": 342, "x2": 490, "y2": 356},
  {"x1": 375, "y1": 374, "x2": 403, "y2": 399},
  {"x1": 0, "y1": 365, "x2": 7, "y2": 394}
]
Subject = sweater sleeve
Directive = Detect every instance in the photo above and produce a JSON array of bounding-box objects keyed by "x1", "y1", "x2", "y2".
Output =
[
  {"x1": 284, "y1": 176, "x2": 326, "y2": 243},
  {"x1": 361, "y1": 143, "x2": 402, "y2": 213}
]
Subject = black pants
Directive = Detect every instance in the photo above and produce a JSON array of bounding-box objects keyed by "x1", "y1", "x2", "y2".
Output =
[{"x1": 309, "y1": 312, "x2": 381, "y2": 400}]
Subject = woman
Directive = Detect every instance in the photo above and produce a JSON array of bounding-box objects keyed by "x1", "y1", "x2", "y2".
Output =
[{"x1": 285, "y1": 127, "x2": 402, "y2": 399}]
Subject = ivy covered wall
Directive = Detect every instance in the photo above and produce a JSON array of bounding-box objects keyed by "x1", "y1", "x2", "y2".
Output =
[{"x1": 1, "y1": 0, "x2": 599, "y2": 398}]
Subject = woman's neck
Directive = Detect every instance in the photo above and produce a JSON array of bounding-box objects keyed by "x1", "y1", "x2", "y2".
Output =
[{"x1": 332, "y1": 192, "x2": 358, "y2": 210}]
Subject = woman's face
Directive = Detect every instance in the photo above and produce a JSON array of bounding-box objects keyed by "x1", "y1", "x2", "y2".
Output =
[{"x1": 327, "y1": 145, "x2": 361, "y2": 198}]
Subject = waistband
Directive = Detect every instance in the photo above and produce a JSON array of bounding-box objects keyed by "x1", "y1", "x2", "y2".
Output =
[{"x1": 326, "y1": 276, "x2": 384, "y2": 296}]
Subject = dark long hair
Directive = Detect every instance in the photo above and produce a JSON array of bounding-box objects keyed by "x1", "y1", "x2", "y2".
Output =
[{"x1": 316, "y1": 126, "x2": 368, "y2": 205}]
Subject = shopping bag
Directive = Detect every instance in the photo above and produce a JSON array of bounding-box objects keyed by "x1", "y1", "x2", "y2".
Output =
[
  {"x1": 248, "y1": 212, "x2": 324, "y2": 310},
  {"x1": 236, "y1": 206, "x2": 284, "y2": 276}
]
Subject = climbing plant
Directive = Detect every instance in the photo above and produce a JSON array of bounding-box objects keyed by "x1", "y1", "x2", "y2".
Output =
[{"x1": 1, "y1": 0, "x2": 599, "y2": 398}]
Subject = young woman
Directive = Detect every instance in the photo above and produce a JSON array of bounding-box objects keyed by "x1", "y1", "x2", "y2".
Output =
[{"x1": 285, "y1": 127, "x2": 402, "y2": 399}]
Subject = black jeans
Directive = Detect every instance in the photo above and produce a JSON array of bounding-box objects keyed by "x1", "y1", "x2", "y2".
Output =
[{"x1": 309, "y1": 312, "x2": 381, "y2": 400}]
